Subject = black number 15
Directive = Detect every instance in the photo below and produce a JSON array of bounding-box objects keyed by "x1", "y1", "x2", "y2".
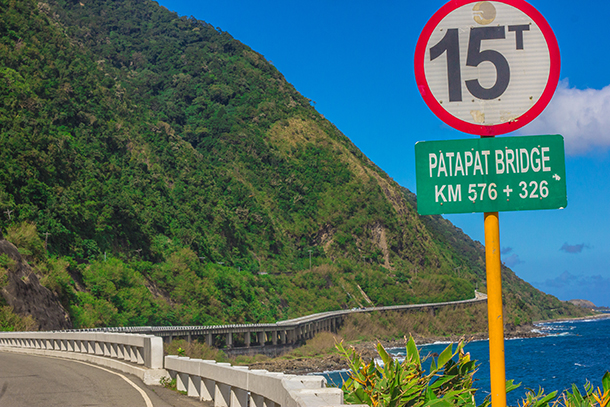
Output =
[{"x1": 430, "y1": 25, "x2": 529, "y2": 102}]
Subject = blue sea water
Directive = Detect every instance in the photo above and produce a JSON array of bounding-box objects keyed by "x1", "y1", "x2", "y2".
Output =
[{"x1": 321, "y1": 316, "x2": 610, "y2": 405}]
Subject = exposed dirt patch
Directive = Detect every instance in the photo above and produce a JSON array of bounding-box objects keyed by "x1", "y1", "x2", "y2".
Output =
[
  {"x1": 368, "y1": 221, "x2": 391, "y2": 269},
  {"x1": 0, "y1": 233, "x2": 72, "y2": 330}
]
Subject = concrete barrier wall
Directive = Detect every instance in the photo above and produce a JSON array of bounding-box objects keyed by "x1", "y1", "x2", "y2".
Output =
[
  {"x1": 0, "y1": 297, "x2": 487, "y2": 405},
  {"x1": 0, "y1": 331, "x2": 360, "y2": 407},
  {"x1": 164, "y1": 355, "x2": 352, "y2": 407},
  {"x1": 0, "y1": 331, "x2": 164, "y2": 370}
]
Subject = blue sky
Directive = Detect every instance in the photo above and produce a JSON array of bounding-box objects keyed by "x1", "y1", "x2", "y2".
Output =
[{"x1": 156, "y1": 0, "x2": 610, "y2": 307}]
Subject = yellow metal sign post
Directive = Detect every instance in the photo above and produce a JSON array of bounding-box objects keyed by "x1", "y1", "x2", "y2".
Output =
[
  {"x1": 414, "y1": 2, "x2": 562, "y2": 405},
  {"x1": 414, "y1": 135, "x2": 567, "y2": 407},
  {"x1": 484, "y1": 212, "x2": 506, "y2": 407}
]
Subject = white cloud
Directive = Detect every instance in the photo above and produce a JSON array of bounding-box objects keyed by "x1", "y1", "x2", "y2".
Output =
[{"x1": 519, "y1": 80, "x2": 610, "y2": 155}]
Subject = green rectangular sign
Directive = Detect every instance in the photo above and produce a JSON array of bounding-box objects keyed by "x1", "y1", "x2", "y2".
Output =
[{"x1": 415, "y1": 135, "x2": 567, "y2": 215}]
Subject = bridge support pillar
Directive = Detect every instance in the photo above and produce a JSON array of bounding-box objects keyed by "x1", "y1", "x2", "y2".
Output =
[
  {"x1": 280, "y1": 330, "x2": 286, "y2": 344},
  {"x1": 245, "y1": 331, "x2": 251, "y2": 347},
  {"x1": 272, "y1": 331, "x2": 278, "y2": 345},
  {"x1": 206, "y1": 333, "x2": 213, "y2": 347},
  {"x1": 258, "y1": 331, "x2": 265, "y2": 346},
  {"x1": 225, "y1": 333, "x2": 233, "y2": 348}
]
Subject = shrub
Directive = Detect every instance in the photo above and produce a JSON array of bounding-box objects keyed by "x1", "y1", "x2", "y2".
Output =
[
  {"x1": 337, "y1": 338, "x2": 610, "y2": 407},
  {"x1": 0, "y1": 306, "x2": 36, "y2": 331},
  {"x1": 288, "y1": 331, "x2": 341, "y2": 358},
  {"x1": 5, "y1": 222, "x2": 46, "y2": 264},
  {"x1": 164, "y1": 339, "x2": 227, "y2": 362},
  {"x1": 338, "y1": 336, "x2": 535, "y2": 407},
  {"x1": 557, "y1": 373, "x2": 610, "y2": 407},
  {"x1": 338, "y1": 336, "x2": 487, "y2": 407}
]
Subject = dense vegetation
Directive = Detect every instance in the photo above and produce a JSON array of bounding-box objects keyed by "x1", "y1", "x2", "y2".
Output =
[
  {"x1": 0, "y1": 0, "x2": 585, "y2": 330},
  {"x1": 339, "y1": 339, "x2": 610, "y2": 407}
]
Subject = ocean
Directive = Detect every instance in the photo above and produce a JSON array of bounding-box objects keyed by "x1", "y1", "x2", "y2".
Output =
[{"x1": 321, "y1": 316, "x2": 610, "y2": 405}]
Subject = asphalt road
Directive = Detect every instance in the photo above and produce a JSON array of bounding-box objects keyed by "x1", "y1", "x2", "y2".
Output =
[{"x1": 0, "y1": 352, "x2": 206, "y2": 407}]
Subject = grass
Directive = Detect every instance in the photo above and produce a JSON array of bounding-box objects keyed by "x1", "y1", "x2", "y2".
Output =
[
  {"x1": 288, "y1": 331, "x2": 342, "y2": 358},
  {"x1": 0, "y1": 306, "x2": 37, "y2": 331},
  {"x1": 338, "y1": 303, "x2": 489, "y2": 343},
  {"x1": 164, "y1": 339, "x2": 228, "y2": 362}
]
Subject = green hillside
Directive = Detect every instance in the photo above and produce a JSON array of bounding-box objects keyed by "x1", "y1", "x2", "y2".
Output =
[{"x1": 0, "y1": 0, "x2": 585, "y2": 330}]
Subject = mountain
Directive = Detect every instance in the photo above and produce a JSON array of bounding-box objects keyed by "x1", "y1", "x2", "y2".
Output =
[
  {"x1": 568, "y1": 299, "x2": 596, "y2": 308},
  {"x1": 0, "y1": 0, "x2": 586, "y2": 330}
]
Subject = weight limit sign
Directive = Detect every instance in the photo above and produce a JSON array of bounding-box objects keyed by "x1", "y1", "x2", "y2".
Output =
[{"x1": 414, "y1": 0, "x2": 560, "y2": 136}]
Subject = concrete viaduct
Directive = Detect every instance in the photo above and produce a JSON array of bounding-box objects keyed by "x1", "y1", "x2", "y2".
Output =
[
  {"x1": 66, "y1": 292, "x2": 487, "y2": 353},
  {"x1": 0, "y1": 293, "x2": 487, "y2": 407}
]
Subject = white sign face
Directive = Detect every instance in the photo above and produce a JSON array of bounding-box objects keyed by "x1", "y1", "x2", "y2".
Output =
[{"x1": 415, "y1": 0, "x2": 560, "y2": 136}]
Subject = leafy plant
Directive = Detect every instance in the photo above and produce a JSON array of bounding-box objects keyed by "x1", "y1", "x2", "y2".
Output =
[
  {"x1": 160, "y1": 376, "x2": 177, "y2": 391},
  {"x1": 337, "y1": 336, "x2": 481, "y2": 407},
  {"x1": 337, "y1": 339, "x2": 610, "y2": 407},
  {"x1": 337, "y1": 336, "x2": 562, "y2": 407},
  {"x1": 517, "y1": 387, "x2": 557, "y2": 407},
  {"x1": 557, "y1": 373, "x2": 610, "y2": 407}
]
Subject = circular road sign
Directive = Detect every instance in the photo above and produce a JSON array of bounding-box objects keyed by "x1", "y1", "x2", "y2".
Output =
[{"x1": 414, "y1": 0, "x2": 560, "y2": 136}]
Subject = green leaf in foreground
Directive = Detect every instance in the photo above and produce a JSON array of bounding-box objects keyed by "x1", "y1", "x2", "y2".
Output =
[{"x1": 338, "y1": 340, "x2": 610, "y2": 407}]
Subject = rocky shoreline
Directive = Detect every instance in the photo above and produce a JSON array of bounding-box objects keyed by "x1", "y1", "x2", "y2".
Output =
[{"x1": 248, "y1": 323, "x2": 542, "y2": 375}]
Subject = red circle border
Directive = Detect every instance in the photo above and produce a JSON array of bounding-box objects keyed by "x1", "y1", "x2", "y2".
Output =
[{"x1": 414, "y1": 0, "x2": 561, "y2": 136}]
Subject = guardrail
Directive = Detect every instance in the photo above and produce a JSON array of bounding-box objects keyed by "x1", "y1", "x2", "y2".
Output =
[
  {"x1": 0, "y1": 331, "x2": 359, "y2": 407},
  {"x1": 164, "y1": 356, "x2": 351, "y2": 407},
  {"x1": 0, "y1": 331, "x2": 166, "y2": 384},
  {"x1": 0, "y1": 331, "x2": 163, "y2": 368}
]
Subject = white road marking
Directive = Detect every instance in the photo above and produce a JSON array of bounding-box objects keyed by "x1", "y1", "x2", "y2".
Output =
[
  {"x1": 69, "y1": 360, "x2": 154, "y2": 407},
  {"x1": 29, "y1": 354, "x2": 155, "y2": 407}
]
